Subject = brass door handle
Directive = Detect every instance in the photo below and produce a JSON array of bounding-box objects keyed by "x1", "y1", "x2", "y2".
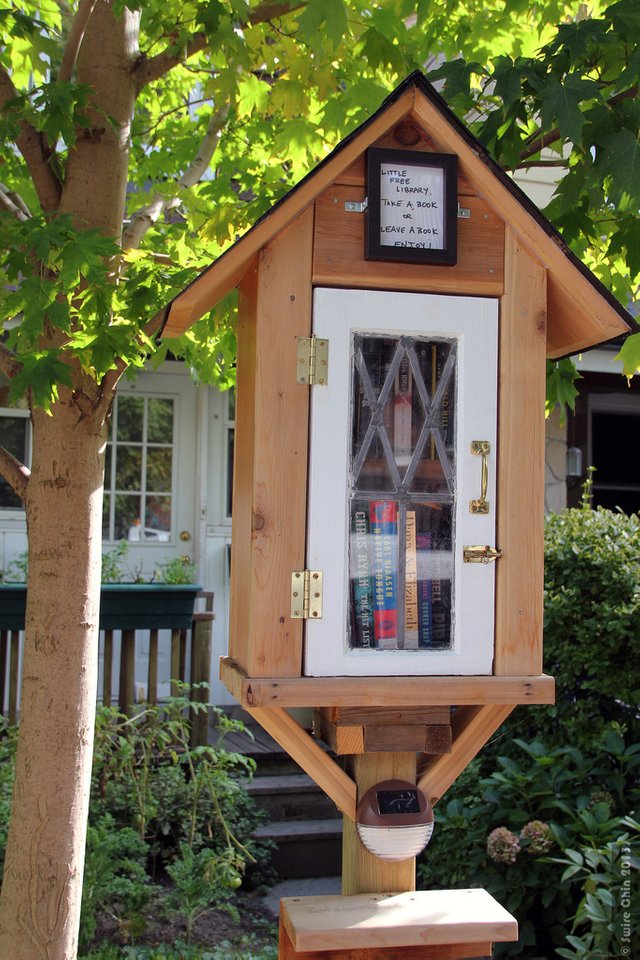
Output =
[
  {"x1": 470, "y1": 440, "x2": 490, "y2": 514},
  {"x1": 463, "y1": 545, "x2": 503, "y2": 564}
]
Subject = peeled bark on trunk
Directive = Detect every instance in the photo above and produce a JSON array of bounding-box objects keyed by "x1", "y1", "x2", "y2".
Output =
[{"x1": 0, "y1": 394, "x2": 109, "y2": 958}]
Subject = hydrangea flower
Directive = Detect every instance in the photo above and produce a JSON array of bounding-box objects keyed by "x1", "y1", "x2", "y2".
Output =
[
  {"x1": 487, "y1": 826, "x2": 520, "y2": 864},
  {"x1": 519, "y1": 820, "x2": 554, "y2": 853}
]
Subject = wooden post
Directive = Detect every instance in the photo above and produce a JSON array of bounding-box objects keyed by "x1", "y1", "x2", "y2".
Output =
[
  {"x1": 102, "y1": 630, "x2": 113, "y2": 708},
  {"x1": 342, "y1": 752, "x2": 416, "y2": 896},
  {"x1": 118, "y1": 628, "x2": 135, "y2": 715},
  {"x1": 147, "y1": 628, "x2": 158, "y2": 705},
  {"x1": 190, "y1": 611, "x2": 213, "y2": 747},
  {"x1": 0, "y1": 630, "x2": 7, "y2": 717},
  {"x1": 170, "y1": 628, "x2": 181, "y2": 698}
]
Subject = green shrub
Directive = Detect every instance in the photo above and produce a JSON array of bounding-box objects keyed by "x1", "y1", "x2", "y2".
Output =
[
  {"x1": 418, "y1": 732, "x2": 640, "y2": 957},
  {"x1": 554, "y1": 829, "x2": 640, "y2": 960},
  {"x1": 542, "y1": 504, "x2": 640, "y2": 744},
  {"x1": 90, "y1": 692, "x2": 264, "y2": 874},
  {"x1": 80, "y1": 815, "x2": 157, "y2": 950},
  {"x1": 0, "y1": 720, "x2": 17, "y2": 874}
]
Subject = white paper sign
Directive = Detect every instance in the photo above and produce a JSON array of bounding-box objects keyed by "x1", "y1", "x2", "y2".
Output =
[{"x1": 379, "y1": 162, "x2": 445, "y2": 250}]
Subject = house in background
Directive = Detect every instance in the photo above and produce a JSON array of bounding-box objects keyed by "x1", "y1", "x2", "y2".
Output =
[{"x1": 1, "y1": 141, "x2": 635, "y2": 710}]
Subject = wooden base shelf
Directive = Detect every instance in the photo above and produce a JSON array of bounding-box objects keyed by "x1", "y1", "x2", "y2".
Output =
[
  {"x1": 221, "y1": 658, "x2": 555, "y2": 708},
  {"x1": 279, "y1": 889, "x2": 517, "y2": 958}
]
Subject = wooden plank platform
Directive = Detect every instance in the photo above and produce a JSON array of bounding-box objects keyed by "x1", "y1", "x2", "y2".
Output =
[
  {"x1": 221, "y1": 658, "x2": 555, "y2": 708},
  {"x1": 280, "y1": 889, "x2": 517, "y2": 954}
]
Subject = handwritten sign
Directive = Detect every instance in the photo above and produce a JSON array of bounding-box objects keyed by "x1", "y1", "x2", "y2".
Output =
[
  {"x1": 365, "y1": 148, "x2": 457, "y2": 265},
  {"x1": 379, "y1": 162, "x2": 445, "y2": 250}
]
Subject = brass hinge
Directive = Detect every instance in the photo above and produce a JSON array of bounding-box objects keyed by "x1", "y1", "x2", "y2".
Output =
[
  {"x1": 291, "y1": 570, "x2": 323, "y2": 619},
  {"x1": 297, "y1": 336, "x2": 329, "y2": 386},
  {"x1": 463, "y1": 545, "x2": 503, "y2": 564}
]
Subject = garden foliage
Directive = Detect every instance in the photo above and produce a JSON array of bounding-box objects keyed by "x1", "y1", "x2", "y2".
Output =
[
  {"x1": 1, "y1": 692, "x2": 271, "y2": 953},
  {"x1": 418, "y1": 503, "x2": 640, "y2": 958}
]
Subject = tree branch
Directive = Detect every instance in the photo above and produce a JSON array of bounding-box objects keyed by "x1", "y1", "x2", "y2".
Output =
[
  {"x1": 0, "y1": 182, "x2": 31, "y2": 220},
  {"x1": 0, "y1": 342, "x2": 22, "y2": 381},
  {"x1": 58, "y1": 0, "x2": 98, "y2": 83},
  {"x1": 132, "y1": 0, "x2": 304, "y2": 91},
  {"x1": 0, "y1": 445, "x2": 30, "y2": 502},
  {"x1": 122, "y1": 102, "x2": 230, "y2": 248},
  {"x1": 0, "y1": 66, "x2": 62, "y2": 213},
  {"x1": 520, "y1": 84, "x2": 639, "y2": 162},
  {"x1": 99, "y1": 309, "x2": 165, "y2": 407}
]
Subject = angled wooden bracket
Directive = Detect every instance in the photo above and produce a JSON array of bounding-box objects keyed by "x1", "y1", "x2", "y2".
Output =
[
  {"x1": 418, "y1": 704, "x2": 515, "y2": 806},
  {"x1": 246, "y1": 705, "x2": 357, "y2": 822}
]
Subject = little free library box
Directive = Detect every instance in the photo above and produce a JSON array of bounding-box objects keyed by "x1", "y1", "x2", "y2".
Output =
[{"x1": 164, "y1": 71, "x2": 631, "y2": 951}]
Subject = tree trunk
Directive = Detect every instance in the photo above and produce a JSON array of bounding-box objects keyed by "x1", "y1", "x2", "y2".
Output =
[
  {"x1": 0, "y1": 393, "x2": 109, "y2": 959},
  {"x1": 0, "y1": 4, "x2": 139, "y2": 955}
]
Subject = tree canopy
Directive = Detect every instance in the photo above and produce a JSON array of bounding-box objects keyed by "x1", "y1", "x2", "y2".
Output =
[
  {"x1": 1, "y1": 0, "x2": 637, "y2": 414},
  {"x1": 0, "y1": 2, "x2": 638, "y2": 955}
]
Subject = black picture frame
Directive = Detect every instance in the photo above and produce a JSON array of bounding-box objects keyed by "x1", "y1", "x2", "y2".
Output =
[{"x1": 365, "y1": 148, "x2": 458, "y2": 265}]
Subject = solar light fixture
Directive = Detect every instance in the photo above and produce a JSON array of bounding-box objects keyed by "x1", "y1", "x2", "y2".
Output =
[{"x1": 356, "y1": 778, "x2": 434, "y2": 862}]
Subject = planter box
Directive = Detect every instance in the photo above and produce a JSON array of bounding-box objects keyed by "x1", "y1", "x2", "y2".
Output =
[{"x1": 0, "y1": 583, "x2": 202, "y2": 632}]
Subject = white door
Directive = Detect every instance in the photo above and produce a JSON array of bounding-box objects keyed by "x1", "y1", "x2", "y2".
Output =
[{"x1": 305, "y1": 288, "x2": 498, "y2": 676}]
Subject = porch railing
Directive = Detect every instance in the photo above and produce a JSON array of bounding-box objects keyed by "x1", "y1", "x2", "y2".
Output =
[{"x1": 0, "y1": 590, "x2": 214, "y2": 747}]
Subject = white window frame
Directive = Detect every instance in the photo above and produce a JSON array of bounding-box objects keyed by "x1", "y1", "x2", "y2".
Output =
[{"x1": 305, "y1": 288, "x2": 499, "y2": 676}]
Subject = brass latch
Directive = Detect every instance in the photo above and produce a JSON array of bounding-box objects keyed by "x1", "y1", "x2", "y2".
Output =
[
  {"x1": 297, "y1": 336, "x2": 329, "y2": 386},
  {"x1": 463, "y1": 545, "x2": 503, "y2": 564},
  {"x1": 291, "y1": 570, "x2": 323, "y2": 619}
]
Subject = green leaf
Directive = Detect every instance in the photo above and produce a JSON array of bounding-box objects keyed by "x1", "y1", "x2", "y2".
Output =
[
  {"x1": 600, "y1": 128, "x2": 640, "y2": 210},
  {"x1": 236, "y1": 73, "x2": 270, "y2": 118},
  {"x1": 540, "y1": 73, "x2": 600, "y2": 147},
  {"x1": 9, "y1": 350, "x2": 73, "y2": 411},
  {"x1": 615, "y1": 333, "x2": 640, "y2": 378},
  {"x1": 298, "y1": 0, "x2": 348, "y2": 49}
]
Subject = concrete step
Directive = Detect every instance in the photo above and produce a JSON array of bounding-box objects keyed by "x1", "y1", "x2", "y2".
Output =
[
  {"x1": 245, "y1": 773, "x2": 339, "y2": 821},
  {"x1": 254, "y1": 818, "x2": 343, "y2": 879}
]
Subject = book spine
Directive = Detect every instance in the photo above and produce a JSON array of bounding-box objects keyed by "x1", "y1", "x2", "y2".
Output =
[
  {"x1": 394, "y1": 354, "x2": 412, "y2": 467},
  {"x1": 350, "y1": 505, "x2": 374, "y2": 648},
  {"x1": 404, "y1": 510, "x2": 419, "y2": 649},
  {"x1": 431, "y1": 535, "x2": 448, "y2": 648},
  {"x1": 370, "y1": 500, "x2": 398, "y2": 650},
  {"x1": 416, "y1": 532, "x2": 433, "y2": 647}
]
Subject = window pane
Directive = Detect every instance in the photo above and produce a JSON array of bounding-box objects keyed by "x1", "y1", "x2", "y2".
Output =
[
  {"x1": 114, "y1": 494, "x2": 142, "y2": 540},
  {"x1": 0, "y1": 417, "x2": 28, "y2": 508},
  {"x1": 147, "y1": 447, "x2": 172, "y2": 492},
  {"x1": 348, "y1": 334, "x2": 456, "y2": 652},
  {"x1": 117, "y1": 396, "x2": 144, "y2": 442},
  {"x1": 145, "y1": 496, "x2": 171, "y2": 539},
  {"x1": 115, "y1": 446, "x2": 142, "y2": 491},
  {"x1": 102, "y1": 495, "x2": 111, "y2": 539},
  {"x1": 147, "y1": 398, "x2": 173, "y2": 443}
]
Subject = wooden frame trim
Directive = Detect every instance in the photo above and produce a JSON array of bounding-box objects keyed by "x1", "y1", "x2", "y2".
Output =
[
  {"x1": 246, "y1": 706, "x2": 357, "y2": 821},
  {"x1": 494, "y1": 228, "x2": 546, "y2": 675},
  {"x1": 228, "y1": 210, "x2": 314, "y2": 677},
  {"x1": 220, "y1": 657, "x2": 555, "y2": 708}
]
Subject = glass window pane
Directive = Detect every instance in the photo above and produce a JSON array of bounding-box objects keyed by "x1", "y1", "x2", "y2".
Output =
[
  {"x1": 115, "y1": 446, "x2": 142, "y2": 491},
  {"x1": 147, "y1": 447, "x2": 172, "y2": 492},
  {"x1": 117, "y1": 396, "x2": 144, "y2": 442},
  {"x1": 145, "y1": 496, "x2": 171, "y2": 539},
  {"x1": 114, "y1": 494, "x2": 142, "y2": 541},
  {"x1": 102, "y1": 495, "x2": 111, "y2": 539},
  {"x1": 348, "y1": 334, "x2": 456, "y2": 652},
  {"x1": 0, "y1": 417, "x2": 28, "y2": 508},
  {"x1": 147, "y1": 398, "x2": 173, "y2": 444},
  {"x1": 227, "y1": 427, "x2": 234, "y2": 517}
]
